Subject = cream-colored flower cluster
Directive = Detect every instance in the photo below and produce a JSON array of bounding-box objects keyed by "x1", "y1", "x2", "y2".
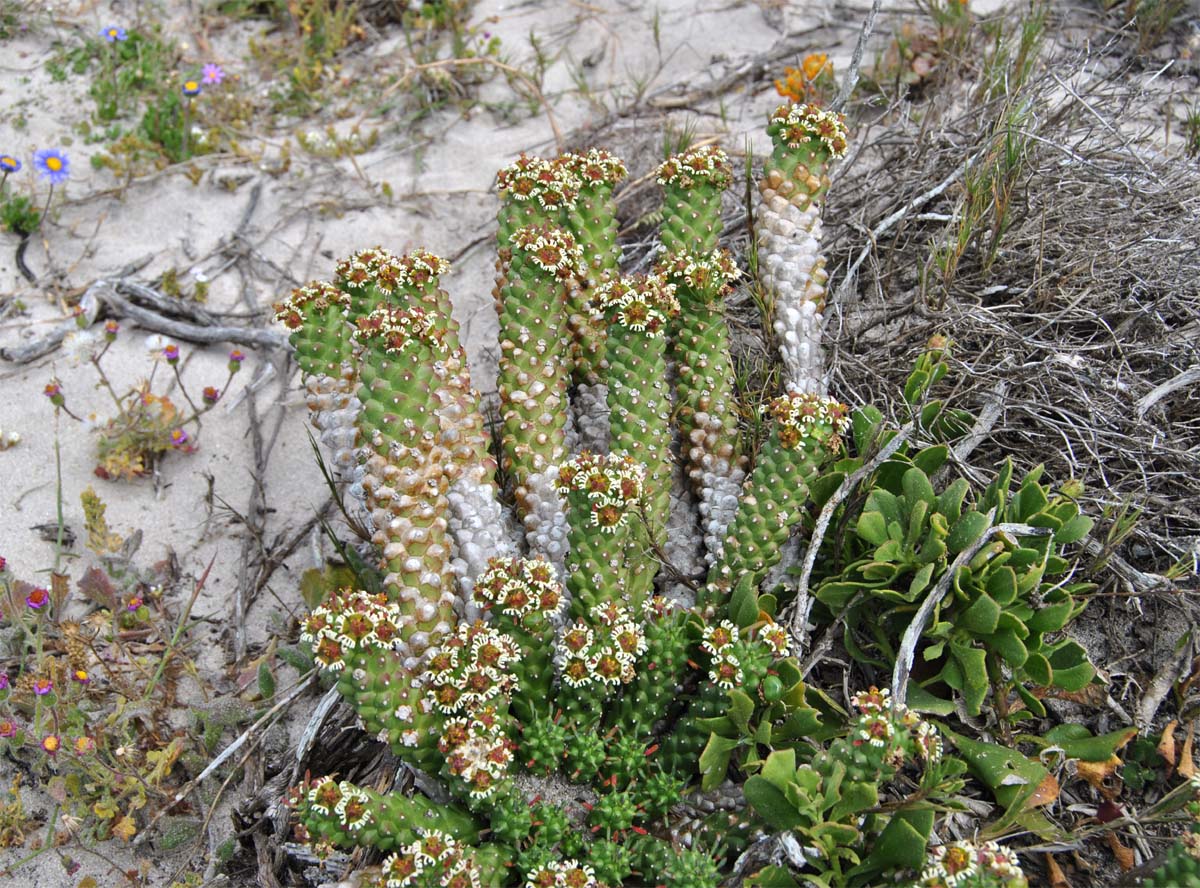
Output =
[
  {"x1": 765, "y1": 391, "x2": 850, "y2": 451},
  {"x1": 655, "y1": 247, "x2": 741, "y2": 297},
  {"x1": 300, "y1": 590, "x2": 405, "y2": 672},
  {"x1": 557, "y1": 603, "x2": 646, "y2": 688},
  {"x1": 654, "y1": 144, "x2": 733, "y2": 189},
  {"x1": 560, "y1": 147, "x2": 628, "y2": 187},
  {"x1": 510, "y1": 223, "x2": 585, "y2": 277},
  {"x1": 378, "y1": 829, "x2": 482, "y2": 888},
  {"x1": 496, "y1": 153, "x2": 579, "y2": 211},
  {"x1": 439, "y1": 707, "x2": 512, "y2": 799},
  {"x1": 334, "y1": 246, "x2": 407, "y2": 294},
  {"x1": 591, "y1": 273, "x2": 679, "y2": 335},
  {"x1": 555, "y1": 451, "x2": 646, "y2": 534},
  {"x1": 472, "y1": 555, "x2": 563, "y2": 620},
  {"x1": 768, "y1": 102, "x2": 849, "y2": 158},
  {"x1": 271, "y1": 279, "x2": 351, "y2": 329},
  {"x1": 353, "y1": 305, "x2": 446, "y2": 356},
  {"x1": 304, "y1": 778, "x2": 372, "y2": 832},
  {"x1": 426, "y1": 621, "x2": 521, "y2": 715},
  {"x1": 919, "y1": 840, "x2": 1026, "y2": 888}
]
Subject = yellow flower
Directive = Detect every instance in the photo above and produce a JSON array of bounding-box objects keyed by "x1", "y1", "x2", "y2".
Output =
[{"x1": 802, "y1": 53, "x2": 830, "y2": 81}]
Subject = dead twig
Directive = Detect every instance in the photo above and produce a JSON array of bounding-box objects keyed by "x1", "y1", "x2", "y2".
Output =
[{"x1": 784, "y1": 420, "x2": 914, "y2": 646}]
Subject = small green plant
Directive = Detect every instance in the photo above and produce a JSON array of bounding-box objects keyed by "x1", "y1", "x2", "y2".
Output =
[
  {"x1": 811, "y1": 346, "x2": 1097, "y2": 725},
  {"x1": 248, "y1": 0, "x2": 364, "y2": 112},
  {"x1": 45, "y1": 321, "x2": 243, "y2": 480},
  {"x1": 0, "y1": 527, "x2": 226, "y2": 847},
  {"x1": 1183, "y1": 100, "x2": 1200, "y2": 159},
  {"x1": 1101, "y1": 0, "x2": 1190, "y2": 54},
  {"x1": 924, "y1": 104, "x2": 1032, "y2": 301}
]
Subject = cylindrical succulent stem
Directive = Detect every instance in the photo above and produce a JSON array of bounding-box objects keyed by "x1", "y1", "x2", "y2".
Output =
[
  {"x1": 609, "y1": 598, "x2": 691, "y2": 742},
  {"x1": 300, "y1": 590, "x2": 445, "y2": 769},
  {"x1": 661, "y1": 623, "x2": 782, "y2": 775},
  {"x1": 758, "y1": 103, "x2": 849, "y2": 395},
  {"x1": 353, "y1": 306, "x2": 458, "y2": 654},
  {"x1": 701, "y1": 392, "x2": 849, "y2": 613},
  {"x1": 594, "y1": 273, "x2": 679, "y2": 600},
  {"x1": 291, "y1": 777, "x2": 481, "y2": 859},
  {"x1": 472, "y1": 556, "x2": 564, "y2": 722},
  {"x1": 561, "y1": 148, "x2": 628, "y2": 381},
  {"x1": 657, "y1": 249, "x2": 746, "y2": 562},
  {"x1": 396, "y1": 250, "x2": 514, "y2": 606},
  {"x1": 656, "y1": 146, "x2": 734, "y2": 256},
  {"x1": 273, "y1": 281, "x2": 361, "y2": 480},
  {"x1": 556, "y1": 452, "x2": 647, "y2": 618},
  {"x1": 495, "y1": 224, "x2": 581, "y2": 519}
]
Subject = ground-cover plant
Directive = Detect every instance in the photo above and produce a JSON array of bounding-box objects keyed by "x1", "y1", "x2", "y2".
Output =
[
  {"x1": 244, "y1": 95, "x2": 1133, "y2": 885},
  {"x1": 39, "y1": 22, "x2": 241, "y2": 174},
  {"x1": 45, "y1": 322, "x2": 243, "y2": 480},
  {"x1": 0, "y1": 512, "x2": 228, "y2": 852},
  {"x1": 1099, "y1": 0, "x2": 1192, "y2": 54}
]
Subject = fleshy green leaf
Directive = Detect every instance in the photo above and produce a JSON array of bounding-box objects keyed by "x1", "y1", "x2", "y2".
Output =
[{"x1": 946, "y1": 510, "x2": 990, "y2": 554}]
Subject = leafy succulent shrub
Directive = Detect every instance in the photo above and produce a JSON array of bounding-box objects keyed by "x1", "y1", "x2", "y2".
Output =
[{"x1": 813, "y1": 445, "x2": 1096, "y2": 719}]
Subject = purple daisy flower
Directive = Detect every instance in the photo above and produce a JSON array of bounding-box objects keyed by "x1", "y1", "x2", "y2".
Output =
[
  {"x1": 102, "y1": 25, "x2": 127, "y2": 43},
  {"x1": 33, "y1": 148, "x2": 70, "y2": 185},
  {"x1": 0, "y1": 154, "x2": 20, "y2": 173},
  {"x1": 182, "y1": 79, "x2": 201, "y2": 97},
  {"x1": 201, "y1": 63, "x2": 225, "y2": 85}
]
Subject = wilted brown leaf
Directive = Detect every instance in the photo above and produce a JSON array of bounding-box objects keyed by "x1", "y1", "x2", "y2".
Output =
[
  {"x1": 1045, "y1": 852, "x2": 1072, "y2": 888},
  {"x1": 1181, "y1": 723, "x2": 1197, "y2": 780},
  {"x1": 1029, "y1": 772, "x2": 1061, "y2": 808},
  {"x1": 1076, "y1": 756, "x2": 1123, "y2": 798},
  {"x1": 1159, "y1": 720, "x2": 1178, "y2": 774},
  {"x1": 1104, "y1": 833, "x2": 1135, "y2": 871}
]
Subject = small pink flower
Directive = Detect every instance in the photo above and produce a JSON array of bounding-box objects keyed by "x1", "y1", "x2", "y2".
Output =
[
  {"x1": 0, "y1": 672, "x2": 9, "y2": 691},
  {"x1": 74, "y1": 736, "x2": 96, "y2": 755},
  {"x1": 201, "y1": 63, "x2": 225, "y2": 85},
  {"x1": 41, "y1": 734, "x2": 60, "y2": 755},
  {"x1": 0, "y1": 556, "x2": 7, "y2": 571},
  {"x1": 104, "y1": 320, "x2": 120, "y2": 340},
  {"x1": 228, "y1": 349, "x2": 245, "y2": 371},
  {"x1": 126, "y1": 595, "x2": 143, "y2": 612},
  {"x1": 170, "y1": 428, "x2": 190, "y2": 448},
  {"x1": 33, "y1": 678, "x2": 53, "y2": 696},
  {"x1": 202, "y1": 386, "x2": 220, "y2": 404},
  {"x1": 26, "y1": 587, "x2": 49, "y2": 610},
  {"x1": 44, "y1": 381, "x2": 65, "y2": 407},
  {"x1": 163, "y1": 344, "x2": 180, "y2": 364},
  {"x1": 0, "y1": 720, "x2": 17, "y2": 739}
]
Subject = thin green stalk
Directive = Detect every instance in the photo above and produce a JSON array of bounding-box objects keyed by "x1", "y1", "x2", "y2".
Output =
[
  {"x1": 39, "y1": 183, "x2": 54, "y2": 230},
  {"x1": 141, "y1": 554, "x2": 212, "y2": 702},
  {"x1": 53, "y1": 418, "x2": 65, "y2": 574}
]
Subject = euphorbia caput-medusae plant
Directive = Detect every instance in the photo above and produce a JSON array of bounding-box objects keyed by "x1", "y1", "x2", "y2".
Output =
[{"x1": 271, "y1": 108, "x2": 1030, "y2": 887}]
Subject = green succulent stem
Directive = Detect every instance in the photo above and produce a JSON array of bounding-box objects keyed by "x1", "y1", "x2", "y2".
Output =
[
  {"x1": 656, "y1": 146, "x2": 733, "y2": 255},
  {"x1": 702, "y1": 393, "x2": 849, "y2": 613},
  {"x1": 495, "y1": 224, "x2": 580, "y2": 514}
]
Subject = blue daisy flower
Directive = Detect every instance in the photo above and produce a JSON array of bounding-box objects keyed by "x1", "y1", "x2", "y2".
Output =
[
  {"x1": 34, "y1": 148, "x2": 70, "y2": 185},
  {"x1": 102, "y1": 25, "x2": 128, "y2": 43},
  {"x1": 182, "y1": 79, "x2": 202, "y2": 97},
  {"x1": 0, "y1": 154, "x2": 20, "y2": 173}
]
